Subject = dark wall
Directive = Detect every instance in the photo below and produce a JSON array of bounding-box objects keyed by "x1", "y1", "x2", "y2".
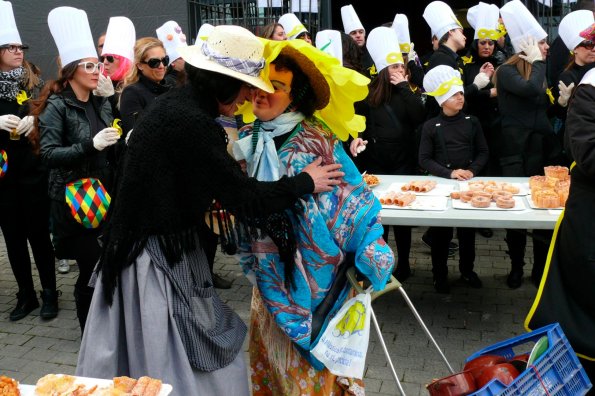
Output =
[
  {"x1": 330, "y1": 0, "x2": 502, "y2": 56},
  {"x1": 12, "y1": 0, "x2": 188, "y2": 81}
]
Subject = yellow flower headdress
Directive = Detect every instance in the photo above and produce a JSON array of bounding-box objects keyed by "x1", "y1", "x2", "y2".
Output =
[{"x1": 236, "y1": 39, "x2": 370, "y2": 141}]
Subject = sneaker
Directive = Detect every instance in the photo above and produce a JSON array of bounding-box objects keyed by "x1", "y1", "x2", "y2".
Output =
[
  {"x1": 212, "y1": 273, "x2": 232, "y2": 289},
  {"x1": 10, "y1": 290, "x2": 39, "y2": 321},
  {"x1": 449, "y1": 241, "x2": 459, "y2": 250},
  {"x1": 57, "y1": 259, "x2": 70, "y2": 274},
  {"x1": 433, "y1": 277, "x2": 450, "y2": 294},
  {"x1": 461, "y1": 271, "x2": 483, "y2": 288}
]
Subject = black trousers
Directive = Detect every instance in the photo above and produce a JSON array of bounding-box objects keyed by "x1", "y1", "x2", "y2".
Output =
[
  {"x1": 505, "y1": 229, "x2": 553, "y2": 277},
  {"x1": 0, "y1": 202, "x2": 56, "y2": 294},
  {"x1": 383, "y1": 225, "x2": 412, "y2": 266},
  {"x1": 427, "y1": 227, "x2": 476, "y2": 279}
]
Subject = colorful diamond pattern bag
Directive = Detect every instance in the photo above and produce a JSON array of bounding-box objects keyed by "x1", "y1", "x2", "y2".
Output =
[
  {"x1": 0, "y1": 150, "x2": 7, "y2": 178},
  {"x1": 64, "y1": 178, "x2": 111, "y2": 229}
]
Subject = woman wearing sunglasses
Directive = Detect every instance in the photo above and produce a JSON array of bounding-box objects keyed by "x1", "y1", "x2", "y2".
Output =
[
  {"x1": 30, "y1": 6, "x2": 120, "y2": 332},
  {"x1": 94, "y1": 17, "x2": 135, "y2": 118},
  {"x1": 119, "y1": 37, "x2": 169, "y2": 133},
  {"x1": 0, "y1": 1, "x2": 58, "y2": 322}
]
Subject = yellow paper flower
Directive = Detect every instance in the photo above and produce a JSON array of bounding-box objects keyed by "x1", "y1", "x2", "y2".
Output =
[
  {"x1": 16, "y1": 90, "x2": 30, "y2": 105},
  {"x1": 461, "y1": 55, "x2": 474, "y2": 65},
  {"x1": 236, "y1": 39, "x2": 370, "y2": 141}
]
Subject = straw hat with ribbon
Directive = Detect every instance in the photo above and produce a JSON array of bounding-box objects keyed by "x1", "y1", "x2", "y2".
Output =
[
  {"x1": 178, "y1": 25, "x2": 273, "y2": 93},
  {"x1": 237, "y1": 38, "x2": 370, "y2": 141}
]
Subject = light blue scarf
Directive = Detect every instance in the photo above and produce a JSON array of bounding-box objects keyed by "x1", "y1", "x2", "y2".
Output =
[{"x1": 251, "y1": 112, "x2": 305, "y2": 182}]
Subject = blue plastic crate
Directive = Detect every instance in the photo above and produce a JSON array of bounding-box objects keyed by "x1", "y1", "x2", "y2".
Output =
[{"x1": 466, "y1": 323, "x2": 592, "y2": 396}]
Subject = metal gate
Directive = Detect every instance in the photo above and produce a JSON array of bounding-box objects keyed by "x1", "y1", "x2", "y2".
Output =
[{"x1": 187, "y1": 0, "x2": 330, "y2": 43}]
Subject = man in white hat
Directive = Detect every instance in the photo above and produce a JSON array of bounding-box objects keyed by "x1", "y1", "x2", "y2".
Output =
[
  {"x1": 156, "y1": 20, "x2": 188, "y2": 88},
  {"x1": 420, "y1": 64, "x2": 488, "y2": 293},
  {"x1": 341, "y1": 4, "x2": 374, "y2": 77}
]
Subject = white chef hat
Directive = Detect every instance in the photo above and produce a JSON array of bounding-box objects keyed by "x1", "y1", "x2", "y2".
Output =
[
  {"x1": 316, "y1": 29, "x2": 343, "y2": 65},
  {"x1": 156, "y1": 21, "x2": 188, "y2": 62},
  {"x1": 48, "y1": 6, "x2": 97, "y2": 67},
  {"x1": 392, "y1": 14, "x2": 412, "y2": 53},
  {"x1": 196, "y1": 23, "x2": 214, "y2": 43},
  {"x1": 102, "y1": 17, "x2": 135, "y2": 61},
  {"x1": 559, "y1": 10, "x2": 594, "y2": 51},
  {"x1": 367, "y1": 27, "x2": 403, "y2": 74},
  {"x1": 423, "y1": 1, "x2": 463, "y2": 40},
  {"x1": 341, "y1": 5, "x2": 364, "y2": 35},
  {"x1": 467, "y1": 2, "x2": 502, "y2": 40},
  {"x1": 423, "y1": 65, "x2": 464, "y2": 106},
  {"x1": 0, "y1": 1, "x2": 21, "y2": 46},
  {"x1": 278, "y1": 13, "x2": 307, "y2": 40},
  {"x1": 500, "y1": 0, "x2": 547, "y2": 54}
]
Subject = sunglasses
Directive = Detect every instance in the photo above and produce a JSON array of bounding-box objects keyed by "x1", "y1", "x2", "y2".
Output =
[
  {"x1": 141, "y1": 56, "x2": 169, "y2": 69},
  {"x1": 78, "y1": 61, "x2": 104, "y2": 74},
  {"x1": 478, "y1": 40, "x2": 495, "y2": 46},
  {"x1": 100, "y1": 55, "x2": 116, "y2": 63},
  {"x1": 577, "y1": 40, "x2": 595, "y2": 51},
  {"x1": 0, "y1": 44, "x2": 29, "y2": 53}
]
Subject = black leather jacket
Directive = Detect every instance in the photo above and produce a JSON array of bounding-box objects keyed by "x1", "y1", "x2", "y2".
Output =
[{"x1": 39, "y1": 89, "x2": 115, "y2": 200}]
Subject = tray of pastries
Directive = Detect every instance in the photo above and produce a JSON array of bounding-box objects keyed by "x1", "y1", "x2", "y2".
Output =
[
  {"x1": 528, "y1": 166, "x2": 570, "y2": 209},
  {"x1": 451, "y1": 190, "x2": 527, "y2": 211},
  {"x1": 17, "y1": 374, "x2": 172, "y2": 396},
  {"x1": 389, "y1": 180, "x2": 454, "y2": 196},
  {"x1": 458, "y1": 180, "x2": 527, "y2": 196},
  {"x1": 378, "y1": 190, "x2": 448, "y2": 211}
]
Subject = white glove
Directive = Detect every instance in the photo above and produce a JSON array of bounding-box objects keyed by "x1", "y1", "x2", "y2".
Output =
[
  {"x1": 408, "y1": 42, "x2": 417, "y2": 61},
  {"x1": 93, "y1": 127, "x2": 120, "y2": 151},
  {"x1": 473, "y1": 72, "x2": 490, "y2": 90},
  {"x1": 0, "y1": 114, "x2": 20, "y2": 132},
  {"x1": 93, "y1": 74, "x2": 115, "y2": 97},
  {"x1": 16, "y1": 115, "x2": 35, "y2": 137},
  {"x1": 557, "y1": 81, "x2": 575, "y2": 108},
  {"x1": 518, "y1": 37, "x2": 543, "y2": 64}
]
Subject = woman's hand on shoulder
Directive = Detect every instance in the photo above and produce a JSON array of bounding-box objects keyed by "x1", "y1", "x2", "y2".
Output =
[{"x1": 302, "y1": 157, "x2": 344, "y2": 193}]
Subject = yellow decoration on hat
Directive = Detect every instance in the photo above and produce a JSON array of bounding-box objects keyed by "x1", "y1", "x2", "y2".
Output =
[
  {"x1": 287, "y1": 24, "x2": 307, "y2": 39},
  {"x1": 16, "y1": 90, "x2": 30, "y2": 105},
  {"x1": 497, "y1": 22, "x2": 507, "y2": 36},
  {"x1": 477, "y1": 28, "x2": 505, "y2": 40},
  {"x1": 236, "y1": 39, "x2": 370, "y2": 141},
  {"x1": 399, "y1": 43, "x2": 411, "y2": 53},
  {"x1": 452, "y1": 15, "x2": 463, "y2": 28},
  {"x1": 386, "y1": 52, "x2": 404, "y2": 64},
  {"x1": 425, "y1": 76, "x2": 464, "y2": 97},
  {"x1": 368, "y1": 64, "x2": 377, "y2": 76}
]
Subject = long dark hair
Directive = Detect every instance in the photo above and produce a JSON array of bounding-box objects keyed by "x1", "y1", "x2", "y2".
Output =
[
  {"x1": 28, "y1": 60, "x2": 79, "y2": 153},
  {"x1": 367, "y1": 67, "x2": 392, "y2": 107},
  {"x1": 341, "y1": 32, "x2": 364, "y2": 75}
]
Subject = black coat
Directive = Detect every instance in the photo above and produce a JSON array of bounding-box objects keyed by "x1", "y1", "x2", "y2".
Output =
[
  {"x1": 0, "y1": 82, "x2": 47, "y2": 207},
  {"x1": 418, "y1": 111, "x2": 488, "y2": 179},
  {"x1": 119, "y1": 74, "x2": 169, "y2": 133},
  {"x1": 361, "y1": 82, "x2": 426, "y2": 174},
  {"x1": 496, "y1": 61, "x2": 556, "y2": 176},
  {"x1": 528, "y1": 83, "x2": 595, "y2": 359}
]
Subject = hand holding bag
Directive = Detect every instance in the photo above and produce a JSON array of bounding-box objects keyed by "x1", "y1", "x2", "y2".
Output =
[
  {"x1": 311, "y1": 292, "x2": 372, "y2": 379},
  {"x1": 64, "y1": 178, "x2": 111, "y2": 229}
]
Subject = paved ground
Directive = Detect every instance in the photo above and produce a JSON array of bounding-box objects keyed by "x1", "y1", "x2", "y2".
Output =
[{"x1": 0, "y1": 227, "x2": 539, "y2": 395}]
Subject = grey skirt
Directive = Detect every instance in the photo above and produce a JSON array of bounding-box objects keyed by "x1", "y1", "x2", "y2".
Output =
[{"x1": 76, "y1": 249, "x2": 250, "y2": 396}]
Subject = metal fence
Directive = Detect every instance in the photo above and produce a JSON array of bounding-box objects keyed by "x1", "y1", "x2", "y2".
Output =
[{"x1": 187, "y1": 0, "x2": 330, "y2": 43}]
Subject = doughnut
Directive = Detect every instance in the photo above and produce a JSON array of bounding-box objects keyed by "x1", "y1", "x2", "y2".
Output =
[
  {"x1": 468, "y1": 182, "x2": 485, "y2": 191},
  {"x1": 484, "y1": 185, "x2": 501, "y2": 193},
  {"x1": 503, "y1": 184, "x2": 520, "y2": 194},
  {"x1": 492, "y1": 191, "x2": 513, "y2": 201},
  {"x1": 496, "y1": 196, "x2": 515, "y2": 209},
  {"x1": 450, "y1": 191, "x2": 461, "y2": 199},
  {"x1": 460, "y1": 190, "x2": 474, "y2": 203},
  {"x1": 474, "y1": 191, "x2": 493, "y2": 200},
  {"x1": 470, "y1": 195, "x2": 491, "y2": 208}
]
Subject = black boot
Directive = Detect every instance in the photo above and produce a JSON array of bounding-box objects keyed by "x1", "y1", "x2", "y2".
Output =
[
  {"x1": 10, "y1": 290, "x2": 39, "y2": 321},
  {"x1": 74, "y1": 287, "x2": 94, "y2": 333},
  {"x1": 507, "y1": 265, "x2": 524, "y2": 289},
  {"x1": 40, "y1": 289, "x2": 60, "y2": 319},
  {"x1": 393, "y1": 262, "x2": 411, "y2": 282}
]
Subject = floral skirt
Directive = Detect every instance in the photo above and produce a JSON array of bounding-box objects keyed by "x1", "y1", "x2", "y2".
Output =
[{"x1": 249, "y1": 288, "x2": 365, "y2": 396}]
